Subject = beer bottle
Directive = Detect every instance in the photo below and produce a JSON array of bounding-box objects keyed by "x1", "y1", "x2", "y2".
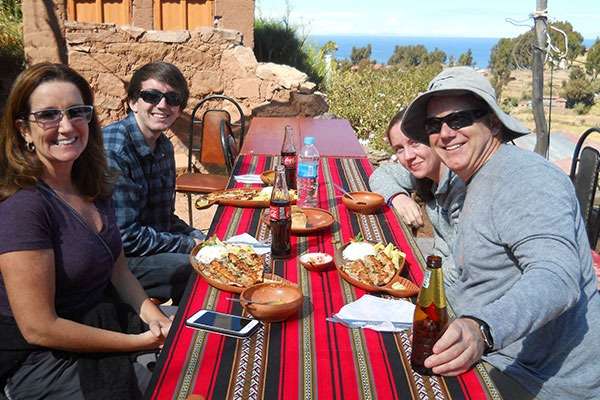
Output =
[
  {"x1": 270, "y1": 165, "x2": 291, "y2": 258},
  {"x1": 410, "y1": 255, "x2": 449, "y2": 376},
  {"x1": 281, "y1": 125, "x2": 297, "y2": 190}
]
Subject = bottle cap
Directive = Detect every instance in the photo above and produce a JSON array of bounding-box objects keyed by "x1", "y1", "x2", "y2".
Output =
[{"x1": 304, "y1": 136, "x2": 315, "y2": 145}]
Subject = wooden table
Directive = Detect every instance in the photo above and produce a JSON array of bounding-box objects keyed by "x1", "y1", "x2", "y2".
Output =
[
  {"x1": 240, "y1": 117, "x2": 366, "y2": 158},
  {"x1": 146, "y1": 154, "x2": 507, "y2": 400}
]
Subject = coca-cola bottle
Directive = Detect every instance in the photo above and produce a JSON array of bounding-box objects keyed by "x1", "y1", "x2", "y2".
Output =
[
  {"x1": 410, "y1": 255, "x2": 449, "y2": 376},
  {"x1": 270, "y1": 165, "x2": 291, "y2": 258},
  {"x1": 281, "y1": 125, "x2": 297, "y2": 190}
]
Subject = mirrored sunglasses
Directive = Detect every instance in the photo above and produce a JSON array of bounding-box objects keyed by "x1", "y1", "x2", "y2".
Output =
[
  {"x1": 29, "y1": 105, "x2": 94, "y2": 128},
  {"x1": 424, "y1": 109, "x2": 488, "y2": 135},
  {"x1": 139, "y1": 89, "x2": 182, "y2": 107}
]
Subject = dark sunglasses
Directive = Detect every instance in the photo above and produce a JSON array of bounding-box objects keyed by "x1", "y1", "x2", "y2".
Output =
[
  {"x1": 28, "y1": 105, "x2": 94, "y2": 128},
  {"x1": 139, "y1": 89, "x2": 182, "y2": 107},
  {"x1": 424, "y1": 109, "x2": 488, "y2": 135}
]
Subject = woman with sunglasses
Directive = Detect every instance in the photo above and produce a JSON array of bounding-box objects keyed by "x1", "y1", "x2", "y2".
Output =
[
  {"x1": 369, "y1": 109, "x2": 465, "y2": 288},
  {"x1": 0, "y1": 63, "x2": 171, "y2": 399}
]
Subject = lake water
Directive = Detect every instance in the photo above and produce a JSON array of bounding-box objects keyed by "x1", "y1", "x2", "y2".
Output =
[{"x1": 308, "y1": 35, "x2": 596, "y2": 69}]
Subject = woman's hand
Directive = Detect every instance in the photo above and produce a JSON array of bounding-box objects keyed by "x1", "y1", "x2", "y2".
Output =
[
  {"x1": 391, "y1": 194, "x2": 424, "y2": 228},
  {"x1": 424, "y1": 318, "x2": 486, "y2": 376}
]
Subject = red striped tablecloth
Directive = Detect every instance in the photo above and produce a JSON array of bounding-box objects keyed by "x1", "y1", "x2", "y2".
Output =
[{"x1": 147, "y1": 155, "x2": 503, "y2": 400}]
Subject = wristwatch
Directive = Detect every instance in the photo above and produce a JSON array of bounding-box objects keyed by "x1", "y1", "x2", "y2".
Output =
[{"x1": 462, "y1": 316, "x2": 494, "y2": 355}]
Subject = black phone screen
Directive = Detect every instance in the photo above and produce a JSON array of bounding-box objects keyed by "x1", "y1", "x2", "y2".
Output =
[{"x1": 191, "y1": 311, "x2": 254, "y2": 332}]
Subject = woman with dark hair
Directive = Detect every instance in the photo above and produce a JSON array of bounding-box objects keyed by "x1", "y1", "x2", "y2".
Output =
[
  {"x1": 0, "y1": 63, "x2": 171, "y2": 399},
  {"x1": 369, "y1": 108, "x2": 465, "y2": 286}
]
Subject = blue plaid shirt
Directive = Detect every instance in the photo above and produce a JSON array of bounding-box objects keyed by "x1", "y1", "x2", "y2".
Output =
[{"x1": 103, "y1": 113, "x2": 199, "y2": 256}]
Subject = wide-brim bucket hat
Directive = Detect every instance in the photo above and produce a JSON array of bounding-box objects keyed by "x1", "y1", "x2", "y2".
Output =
[{"x1": 401, "y1": 66, "x2": 530, "y2": 144}]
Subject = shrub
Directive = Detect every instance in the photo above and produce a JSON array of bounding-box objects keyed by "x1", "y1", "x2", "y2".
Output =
[
  {"x1": 350, "y1": 44, "x2": 372, "y2": 65},
  {"x1": 254, "y1": 17, "x2": 330, "y2": 87},
  {"x1": 561, "y1": 75, "x2": 595, "y2": 108},
  {"x1": 0, "y1": 0, "x2": 24, "y2": 67},
  {"x1": 387, "y1": 45, "x2": 446, "y2": 67},
  {"x1": 327, "y1": 64, "x2": 441, "y2": 151},
  {"x1": 574, "y1": 102, "x2": 591, "y2": 115}
]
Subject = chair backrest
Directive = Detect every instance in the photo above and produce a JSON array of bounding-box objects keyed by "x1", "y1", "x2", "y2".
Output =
[
  {"x1": 569, "y1": 127, "x2": 600, "y2": 247},
  {"x1": 220, "y1": 119, "x2": 238, "y2": 173},
  {"x1": 200, "y1": 110, "x2": 231, "y2": 171},
  {"x1": 188, "y1": 95, "x2": 246, "y2": 174}
]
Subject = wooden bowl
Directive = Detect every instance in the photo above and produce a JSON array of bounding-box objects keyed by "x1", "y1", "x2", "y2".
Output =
[
  {"x1": 341, "y1": 191, "x2": 385, "y2": 214},
  {"x1": 299, "y1": 252, "x2": 333, "y2": 272},
  {"x1": 240, "y1": 282, "x2": 303, "y2": 322}
]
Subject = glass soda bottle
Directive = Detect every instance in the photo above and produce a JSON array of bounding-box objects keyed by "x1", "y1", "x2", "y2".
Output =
[
  {"x1": 270, "y1": 165, "x2": 291, "y2": 258},
  {"x1": 281, "y1": 125, "x2": 297, "y2": 190},
  {"x1": 296, "y1": 136, "x2": 319, "y2": 208},
  {"x1": 410, "y1": 255, "x2": 449, "y2": 376}
]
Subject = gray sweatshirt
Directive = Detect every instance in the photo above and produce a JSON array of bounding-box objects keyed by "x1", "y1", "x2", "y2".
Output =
[
  {"x1": 449, "y1": 145, "x2": 600, "y2": 399},
  {"x1": 369, "y1": 162, "x2": 465, "y2": 286}
]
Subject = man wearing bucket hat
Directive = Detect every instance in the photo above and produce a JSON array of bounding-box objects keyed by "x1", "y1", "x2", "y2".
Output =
[{"x1": 402, "y1": 67, "x2": 600, "y2": 399}]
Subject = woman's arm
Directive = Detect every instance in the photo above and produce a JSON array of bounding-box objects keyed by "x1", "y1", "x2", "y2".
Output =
[
  {"x1": 370, "y1": 163, "x2": 424, "y2": 227},
  {"x1": 0, "y1": 249, "x2": 164, "y2": 352},
  {"x1": 110, "y1": 251, "x2": 172, "y2": 339}
]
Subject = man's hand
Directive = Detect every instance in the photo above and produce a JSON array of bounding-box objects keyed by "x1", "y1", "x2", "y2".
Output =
[
  {"x1": 391, "y1": 194, "x2": 424, "y2": 228},
  {"x1": 424, "y1": 318, "x2": 486, "y2": 376}
]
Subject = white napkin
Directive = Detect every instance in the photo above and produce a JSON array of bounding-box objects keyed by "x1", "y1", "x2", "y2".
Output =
[
  {"x1": 224, "y1": 233, "x2": 271, "y2": 256},
  {"x1": 330, "y1": 294, "x2": 415, "y2": 332},
  {"x1": 234, "y1": 174, "x2": 264, "y2": 184}
]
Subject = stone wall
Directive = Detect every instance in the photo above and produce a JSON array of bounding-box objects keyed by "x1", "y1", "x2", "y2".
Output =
[
  {"x1": 22, "y1": 0, "x2": 254, "y2": 65},
  {"x1": 22, "y1": 0, "x2": 68, "y2": 64},
  {"x1": 65, "y1": 22, "x2": 328, "y2": 168},
  {"x1": 215, "y1": 0, "x2": 254, "y2": 48}
]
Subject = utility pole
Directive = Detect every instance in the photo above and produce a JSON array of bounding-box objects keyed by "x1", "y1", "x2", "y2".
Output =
[{"x1": 532, "y1": 0, "x2": 549, "y2": 157}]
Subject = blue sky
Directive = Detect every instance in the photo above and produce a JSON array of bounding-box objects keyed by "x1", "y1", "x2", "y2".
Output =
[{"x1": 256, "y1": 0, "x2": 600, "y2": 39}]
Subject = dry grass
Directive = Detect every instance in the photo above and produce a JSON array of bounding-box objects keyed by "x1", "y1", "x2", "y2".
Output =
[{"x1": 503, "y1": 68, "x2": 600, "y2": 138}]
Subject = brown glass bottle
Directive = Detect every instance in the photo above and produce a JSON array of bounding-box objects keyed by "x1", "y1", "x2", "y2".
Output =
[
  {"x1": 281, "y1": 125, "x2": 297, "y2": 190},
  {"x1": 270, "y1": 165, "x2": 291, "y2": 258},
  {"x1": 410, "y1": 255, "x2": 449, "y2": 376}
]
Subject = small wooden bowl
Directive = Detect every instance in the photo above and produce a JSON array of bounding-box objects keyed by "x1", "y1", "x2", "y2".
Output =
[
  {"x1": 341, "y1": 191, "x2": 385, "y2": 214},
  {"x1": 299, "y1": 252, "x2": 333, "y2": 272},
  {"x1": 240, "y1": 282, "x2": 303, "y2": 322}
]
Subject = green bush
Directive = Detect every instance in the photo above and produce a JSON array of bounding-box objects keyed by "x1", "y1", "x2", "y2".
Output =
[
  {"x1": 0, "y1": 0, "x2": 24, "y2": 66},
  {"x1": 387, "y1": 45, "x2": 446, "y2": 67},
  {"x1": 561, "y1": 75, "x2": 595, "y2": 108},
  {"x1": 574, "y1": 102, "x2": 591, "y2": 115},
  {"x1": 350, "y1": 44, "x2": 372, "y2": 65},
  {"x1": 254, "y1": 17, "x2": 331, "y2": 88},
  {"x1": 327, "y1": 64, "x2": 441, "y2": 151}
]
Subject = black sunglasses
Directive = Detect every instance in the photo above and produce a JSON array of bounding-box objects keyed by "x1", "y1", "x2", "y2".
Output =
[
  {"x1": 28, "y1": 105, "x2": 94, "y2": 128},
  {"x1": 424, "y1": 109, "x2": 488, "y2": 135},
  {"x1": 138, "y1": 89, "x2": 182, "y2": 107}
]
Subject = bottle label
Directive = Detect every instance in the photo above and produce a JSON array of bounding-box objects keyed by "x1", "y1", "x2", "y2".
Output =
[
  {"x1": 270, "y1": 205, "x2": 290, "y2": 221},
  {"x1": 283, "y1": 155, "x2": 296, "y2": 168},
  {"x1": 422, "y1": 270, "x2": 431, "y2": 289},
  {"x1": 298, "y1": 163, "x2": 318, "y2": 178}
]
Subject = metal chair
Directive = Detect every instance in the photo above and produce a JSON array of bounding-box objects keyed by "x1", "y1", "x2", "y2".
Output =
[
  {"x1": 569, "y1": 127, "x2": 600, "y2": 248},
  {"x1": 175, "y1": 95, "x2": 246, "y2": 226}
]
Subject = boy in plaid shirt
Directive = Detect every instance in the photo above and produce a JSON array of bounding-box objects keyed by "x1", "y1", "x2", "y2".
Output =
[{"x1": 103, "y1": 62, "x2": 204, "y2": 304}]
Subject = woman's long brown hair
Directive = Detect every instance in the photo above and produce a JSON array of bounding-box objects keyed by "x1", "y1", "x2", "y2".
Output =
[{"x1": 0, "y1": 63, "x2": 113, "y2": 201}]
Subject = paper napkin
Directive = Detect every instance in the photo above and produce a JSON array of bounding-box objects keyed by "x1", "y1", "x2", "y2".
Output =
[
  {"x1": 234, "y1": 174, "x2": 264, "y2": 184},
  {"x1": 329, "y1": 294, "x2": 415, "y2": 332},
  {"x1": 225, "y1": 233, "x2": 271, "y2": 256}
]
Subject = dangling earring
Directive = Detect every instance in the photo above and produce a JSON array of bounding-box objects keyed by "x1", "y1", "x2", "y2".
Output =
[{"x1": 25, "y1": 141, "x2": 36, "y2": 152}]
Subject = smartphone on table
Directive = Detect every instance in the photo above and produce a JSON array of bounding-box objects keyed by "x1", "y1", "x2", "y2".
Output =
[{"x1": 185, "y1": 309, "x2": 261, "y2": 338}]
